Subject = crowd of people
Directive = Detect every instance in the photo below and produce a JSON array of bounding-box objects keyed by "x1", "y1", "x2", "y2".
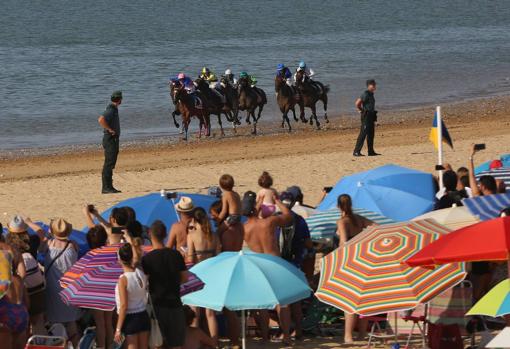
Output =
[{"x1": 0, "y1": 145, "x2": 508, "y2": 349}]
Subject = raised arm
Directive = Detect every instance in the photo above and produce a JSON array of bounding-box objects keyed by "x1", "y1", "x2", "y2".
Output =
[
  {"x1": 271, "y1": 198, "x2": 292, "y2": 227},
  {"x1": 468, "y1": 145, "x2": 481, "y2": 197}
]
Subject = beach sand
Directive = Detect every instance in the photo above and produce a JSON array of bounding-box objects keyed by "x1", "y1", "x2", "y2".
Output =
[{"x1": 1, "y1": 96, "x2": 509, "y2": 348}]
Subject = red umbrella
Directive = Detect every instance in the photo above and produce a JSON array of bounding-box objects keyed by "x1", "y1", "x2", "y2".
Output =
[{"x1": 405, "y1": 217, "x2": 510, "y2": 269}]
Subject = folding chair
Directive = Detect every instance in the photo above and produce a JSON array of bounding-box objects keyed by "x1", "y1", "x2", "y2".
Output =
[
  {"x1": 365, "y1": 315, "x2": 395, "y2": 348},
  {"x1": 25, "y1": 336, "x2": 66, "y2": 349}
]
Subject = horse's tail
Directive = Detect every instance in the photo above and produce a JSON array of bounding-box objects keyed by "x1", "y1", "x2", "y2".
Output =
[{"x1": 323, "y1": 84, "x2": 330, "y2": 94}]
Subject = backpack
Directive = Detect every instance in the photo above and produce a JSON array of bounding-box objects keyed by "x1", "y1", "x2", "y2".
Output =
[
  {"x1": 22, "y1": 252, "x2": 45, "y2": 295},
  {"x1": 279, "y1": 218, "x2": 296, "y2": 262}
]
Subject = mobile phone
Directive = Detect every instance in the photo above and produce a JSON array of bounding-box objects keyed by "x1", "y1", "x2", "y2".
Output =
[
  {"x1": 474, "y1": 144, "x2": 486, "y2": 151},
  {"x1": 323, "y1": 186, "x2": 333, "y2": 193},
  {"x1": 111, "y1": 227, "x2": 124, "y2": 235},
  {"x1": 160, "y1": 190, "x2": 178, "y2": 199},
  {"x1": 435, "y1": 165, "x2": 445, "y2": 171},
  {"x1": 87, "y1": 204, "x2": 95, "y2": 213}
]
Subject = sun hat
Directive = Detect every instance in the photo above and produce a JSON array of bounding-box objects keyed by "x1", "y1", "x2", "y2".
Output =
[
  {"x1": 490, "y1": 159, "x2": 503, "y2": 170},
  {"x1": 7, "y1": 215, "x2": 28, "y2": 233},
  {"x1": 50, "y1": 218, "x2": 73, "y2": 240},
  {"x1": 174, "y1": 197, "x2": 195, "y2": 213}
]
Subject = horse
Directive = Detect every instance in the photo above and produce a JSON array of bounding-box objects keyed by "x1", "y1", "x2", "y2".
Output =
[
  {"x1": 238, "y1": 77, "x2": 267, "y2": 135},
  {"x1": 169, "y1": 81, "x2": 183, "y2": 131},
  {"x1": 295, "y1": 70, "x2": 330, "y2": 129},
  {"x1": 274, "y1": 75, "x2": 305, "y2": 132},
  {"x1": 172, "y1": 86, "x2": 211, "y2": 141},
  {"x1": 195, "y1": 77, "x2": 240, "y2": 137}
]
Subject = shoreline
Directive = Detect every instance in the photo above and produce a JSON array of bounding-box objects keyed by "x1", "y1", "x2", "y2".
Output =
[{"x1": 2, "y1": 93, "x2": 509, "y2": 161}]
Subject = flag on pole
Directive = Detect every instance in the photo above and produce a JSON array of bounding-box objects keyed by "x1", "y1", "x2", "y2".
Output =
[{"x1": 429, "y1": 112, "x2": 453, "y2": 149}]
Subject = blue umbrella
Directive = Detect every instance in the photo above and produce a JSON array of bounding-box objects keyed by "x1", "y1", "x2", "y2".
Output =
[
  {"x1": 317, "y1": 164, "x2": 435, "y2": 222},
  {"x1": 98, "y1": 192, "x2": 219, "y2": 231},
  {"x1": 182, "y1": 251, "x2": 311, "y2": 349},
  {"x1": 462, "y1": 192, "x2": 510, "y2": 221}
]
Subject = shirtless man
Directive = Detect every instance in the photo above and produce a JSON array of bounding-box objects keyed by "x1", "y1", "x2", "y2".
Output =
[
  {"x1": 167, "y1": 196, "x2": 194, "y2": 256},
  {"x1": 241, "y1": 191, "x2": 293, "y2": 344},
  {"x1": 210, "y1": 201, "x2": 244, "y2": 252},
  {"x1": 218, "y1": 174, "x2": 242, "y2": 226}
]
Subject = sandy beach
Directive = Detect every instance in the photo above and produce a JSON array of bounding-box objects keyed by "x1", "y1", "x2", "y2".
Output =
[{"x1": 1, "y1": 96, "x2": 509, "y2": 348}]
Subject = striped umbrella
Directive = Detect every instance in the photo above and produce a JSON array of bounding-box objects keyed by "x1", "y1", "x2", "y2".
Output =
[
  {"x1": 476, "y1": 168, "x2": 510, "y2": 190},
  {"x1": 60, "y1": 261, "x2": 204, "y2": 311},
  {"x1": 462, "y1": 192, "x2": 510, "y2": 221},
  {"x1": 315, "y1": 219, "x2": 466, "y2": 316},
  {"x1": 305, "y1": 208, "x2": 395, "y2": 241}
]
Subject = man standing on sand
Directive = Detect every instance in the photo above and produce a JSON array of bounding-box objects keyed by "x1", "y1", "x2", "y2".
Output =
[
  {"x1": 353, "y1": 80, "x2": 380, "y2": 157},
  {"x1": 98, "y1": 91, "x2": 123, "y2": 194},
  {"x1": 242, "y1": 191, "x2": 293, "y2": 345}
]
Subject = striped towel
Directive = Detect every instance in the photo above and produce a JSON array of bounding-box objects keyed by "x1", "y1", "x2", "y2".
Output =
[
  {"x1": 462, "y1": 192, "x2": 510, "y2": 221},
  {"x1": 305, "y1": 208, "x2": 395, "y2": 240}
]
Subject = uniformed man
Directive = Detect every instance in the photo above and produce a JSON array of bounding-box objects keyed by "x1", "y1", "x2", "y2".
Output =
[
  {"x1": 353, "y1": 80, "x2": 380, "y2": 157},
  {"x1": 98, "y1": 91, "x2": 122, "y2": 194}
]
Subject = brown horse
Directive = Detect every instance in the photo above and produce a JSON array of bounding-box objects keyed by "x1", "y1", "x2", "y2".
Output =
[
  {"x1": 173, "y1": 86, "x2": 211, "y2": 141},
  {"x1": 238, "y1": 77, "x2": 267, "y2": 135},
  {"x1": 295, "y1": 70, "x2": 329, "y2": 129},
  {"x1": 275, "y1": 75, "x2": 304, "y2": 132}
]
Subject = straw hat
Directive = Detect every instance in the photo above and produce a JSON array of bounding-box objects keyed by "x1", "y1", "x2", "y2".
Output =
[
  {"x1": 7, "y1": 215, "x2": 28, "y2": 233},
  {"x1": 50, "y1": 218, "x2": 73, "y2": 240},
  {"x1": 174, "y1": 197, "x2": 194, "y2": 213}
]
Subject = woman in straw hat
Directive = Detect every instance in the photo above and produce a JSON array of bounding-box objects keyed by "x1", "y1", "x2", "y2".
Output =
[
  {"x1": 167, "y1": 196, "x2": 195, "y2": 256},
  {"x1": 36, "y1": 218, "x2": 81, "y2": 348}
]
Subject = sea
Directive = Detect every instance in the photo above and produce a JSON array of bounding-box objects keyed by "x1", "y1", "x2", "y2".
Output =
[{"x1": 1, "y1": 0, "x2": 510, "y2": 150}]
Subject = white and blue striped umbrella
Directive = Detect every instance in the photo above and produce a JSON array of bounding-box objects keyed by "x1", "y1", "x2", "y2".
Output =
[
  {"x1": 305, "y1": 208, "x2": 395, "y2": 240},
  {"x1": 462, "y1": 192, "x2": 510, "y2": 221},
  {"x1": 476, "y1": 168, "x2": 510, "y2": 190}
]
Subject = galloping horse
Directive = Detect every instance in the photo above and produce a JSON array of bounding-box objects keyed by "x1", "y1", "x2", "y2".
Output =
[
  {"x1": 274, "y1": 75, "x2": 304, "y2": 132},
  {"x1": 238, "y1": 77, "x2": 267, "y2": 135},
  {"x1": 295, "y1": 70, "x2": 329, "y2": 129},
  {"x1": 169, "y1": 80, "x2": 182, "y2": 130},
  {"x1": 172, "y1": 85, "x2": 211, "y2": 141}
]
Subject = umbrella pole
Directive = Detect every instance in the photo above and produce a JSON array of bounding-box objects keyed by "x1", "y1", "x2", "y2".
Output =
[
  {"x1": 242, "y1": 310, "x2": 246, "y2": 349},
  {"x1": 394, "y1": 312, "x2": 398, "y2": 344}
]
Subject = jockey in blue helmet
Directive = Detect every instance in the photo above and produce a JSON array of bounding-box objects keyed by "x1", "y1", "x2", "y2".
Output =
[
  {"x1": 276, "y1": 63, "x2": 292, "y2": 80},
  {"x1": 294, "y1": 61, "x2": 315, "y2": 84}
]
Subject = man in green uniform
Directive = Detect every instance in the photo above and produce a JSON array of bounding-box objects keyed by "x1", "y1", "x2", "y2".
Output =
[
  {"x1": 353, "y1": 80, "x2": 380, "y2": 157},
  {"x1": 98, "y1": 91, "x2": 122, "y2": 194}
]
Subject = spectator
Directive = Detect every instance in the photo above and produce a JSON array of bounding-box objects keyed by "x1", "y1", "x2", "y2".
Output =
[
  {"x1": 142, "y1": 220, "x2": 188, "y2": 349},
  {"x1": 167, "y1": 197, "x2": 195, "y2": 256},
  {"x1": 434, "y1": 171, "x2": 467, "y2": 210},
  {"x1": 114, "y1": 243, "x2": 150, "y2": 349}
]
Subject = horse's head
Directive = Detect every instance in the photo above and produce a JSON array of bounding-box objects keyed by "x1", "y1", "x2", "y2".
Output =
[
  {"x1": 238, "y1": 77, "x2": 249, "y2": 89},
  {"x1": 195, "y1": 77, "x2": 209, "y2": 90},
  {"x1": 173, "y1": 83, "x2": 187, "y2": 103},
  {"x1": 295, "y1": 70, "x2": 305, "y2": 84},
  {"x1": 275, "y1": 75, "x2": 285, "y2": 92}
]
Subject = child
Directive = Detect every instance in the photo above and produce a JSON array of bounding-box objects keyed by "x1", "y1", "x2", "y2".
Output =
[
  {"x1": 183, "y1": 305, "x2": 216, "y2": 349},
  {"x1": 257, "y1": 171, "x2": 278, "y2": 218},
  {"x1": 218, "y1": 174, "x2": 242, "y2": 226}
]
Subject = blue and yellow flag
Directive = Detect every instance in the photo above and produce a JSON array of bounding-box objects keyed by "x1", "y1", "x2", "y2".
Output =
[{"x1": 429, "y1": 112, "x2": 453, "y2": 149}]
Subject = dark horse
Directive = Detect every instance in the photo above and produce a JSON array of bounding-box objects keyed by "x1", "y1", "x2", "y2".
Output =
[
  {"x1": 195, "y1": 77, "x2": 240, "y2": 137},
  {"x1": 172, "y1": 85, "x2": 211, "y2": 141},
  {"x1": 169, "y1": 81, "x2": 182, "y2": 131},
  {"x1": 295, "y1": 70, "x2": 329, "y2": 129},
  {"x1": 237, "y1": 77, "x2": 267, "y2": 135},
  {"x1": 274, "y1": 75, "x2": 305, "y2": 132}
]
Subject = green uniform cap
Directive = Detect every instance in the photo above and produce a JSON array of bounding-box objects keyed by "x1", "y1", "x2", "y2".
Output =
[{"x1": 111, "y1": 90, "x2": 123, "y2": 99}]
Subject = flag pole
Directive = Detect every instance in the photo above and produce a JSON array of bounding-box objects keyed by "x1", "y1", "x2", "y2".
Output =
[{"x1": 436, "y1": 106, "x2": 444, "y2": 189}]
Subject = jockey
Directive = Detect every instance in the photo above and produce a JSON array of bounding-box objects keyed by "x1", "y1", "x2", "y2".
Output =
[
  {"x1": 177, "y1": 73, "x2": 196, "y2": 93},
  {"x1": 294, "y1": 61, "x2": 314, "y2": 84},
  {"x1": 199, "y1": 67, "x2": 219, "y2": 85},
  {"x1": 239, "y1": 71, "x2": 257, "y2": 88},
  {"x1": 223, "y1": 69, "x2": 237, "y2": 86},
  {"x1": 276, "y1": 63, "x2": 293, "y2": 86}
]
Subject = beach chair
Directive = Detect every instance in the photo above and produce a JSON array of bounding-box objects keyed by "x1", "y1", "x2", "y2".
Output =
[{"x1": 25, "y1": 336, "x2": 66, "y2": 349}]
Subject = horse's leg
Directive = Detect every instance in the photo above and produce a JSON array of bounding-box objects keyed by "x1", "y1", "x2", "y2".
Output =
[
  {"x1": 291, "y1": 107, "x2": 299, "y2": 122},
  {"x1": 218, "y1": 113, "x2": 225, "y2": 137},
  {"x1": 256, "y1": 104, "x2": 264, "y2": 122},
  {"x1": 251, "y1": 110, "x2": 257, "y2": 135},
  {"x1": 182, "y1": 115, "x2": 189, "y2": 141},
  {"x1": 171, "y1": 110, "x2": 180, "y2": 128},
  {"x1": 311, "y1": 104, "x2": 320, "y2": 129},
  {"x1": 323, "y1": 95, "x2": 329, "y2": 123},
  {"x1": 284, "y1": 109, "x2": 292, "y2": 132},
  {"x1": 298, "y1": 102, "x2": 307, "y2": 124},
  {"x1": 245, "y1": 110, "x2": 251, "y2": 124},
  {"x1": 205, "y1": 114, "x2": 211, "y2": 137}
]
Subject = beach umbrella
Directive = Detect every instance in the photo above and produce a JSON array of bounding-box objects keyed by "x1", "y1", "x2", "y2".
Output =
[
  {"x1": 317, "y1": 164, "x2": 435, "y2": 222},
  {"x1": 315, "y1": 219, "x2": 466, "y2": 316},
  {"x1": 97, "y1": 192, "x2": 219, "y2": 231},
  {"x1": 412, "y1": 205, "x2": 479, "y2": 230},
  {"x1": 305, "y1": 208, "x2": 395, "y2": 241},
  {"x1": 405, "y1": 217, "x2": 510, "y2": 269},
  {"x1": 486, "y1": 327, "x2": 510, "y2": 348},
  {"x1": 474, "y1": 154, "x2": 510, "y2": 174},
  {"x1": 462, "y1": 192, "x2": 510, "y2": 221},
  {"x1": 467, "y1": 279, "x2": 510, "y2": 317},
  {"x1": 476, "y1": 168, "x2": 510, "y2": 190},
  {"x1": 291, "y1": 204, "x2": 317, "y2": 218},
  {"x1": 60, "y1": 244, "x2": 203, "y2": 311},
  {"x1": 182, "y1": 251, "x2": 311, "y2": 349}
]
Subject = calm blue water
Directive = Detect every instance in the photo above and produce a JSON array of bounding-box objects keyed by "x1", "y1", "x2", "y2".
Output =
[{"x1": 1, "y1": 0, "x2": 510, "y2": 149}]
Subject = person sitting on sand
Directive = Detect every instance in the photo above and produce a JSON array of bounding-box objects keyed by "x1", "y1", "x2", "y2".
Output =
[
  {"x1": 182, "y1": 305, "x2": 217, "y2": 349},
  {"x1": 242, "y1": 191, "x2": 293, "y2": 344},
  {"x1": 336, "y1": 194, "x2": 374, "y2": 344},
  {"x1": 217, "y1": 174, "x2": 242, "y2": 226},
  {"x1": 256, "y1": 171, "x2": 278, "y2": 218},
  {"x1": 167, "y1": 197, "x2": 195, "y2": 256}
]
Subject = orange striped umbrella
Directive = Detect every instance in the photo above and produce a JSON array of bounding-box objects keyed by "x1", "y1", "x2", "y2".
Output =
[{"x1": 315, "y1": 219, "x2": 466, "y2": 315}]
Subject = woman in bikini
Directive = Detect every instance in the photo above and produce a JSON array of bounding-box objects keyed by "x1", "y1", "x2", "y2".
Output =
[
  {"x1": 336, "y1": 194, "x2": 374, "y2": 344},
  {"x1": 186, "y1": 207, "x2": 221, "y2": 345}
]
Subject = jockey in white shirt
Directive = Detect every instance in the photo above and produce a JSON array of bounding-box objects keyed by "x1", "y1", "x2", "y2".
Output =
[{"x1": 294, "y1": 61, "x2": 315, "y2": 84}]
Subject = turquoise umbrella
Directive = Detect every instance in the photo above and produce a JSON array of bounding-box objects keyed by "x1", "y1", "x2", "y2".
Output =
[{"x1": 182, "y1": 251, "x2": 311, "y2": 348}]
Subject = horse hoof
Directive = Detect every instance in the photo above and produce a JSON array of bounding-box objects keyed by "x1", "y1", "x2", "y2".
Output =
[{"x1": 325, "y1": 119, "x2": 330, "y2": 124}]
